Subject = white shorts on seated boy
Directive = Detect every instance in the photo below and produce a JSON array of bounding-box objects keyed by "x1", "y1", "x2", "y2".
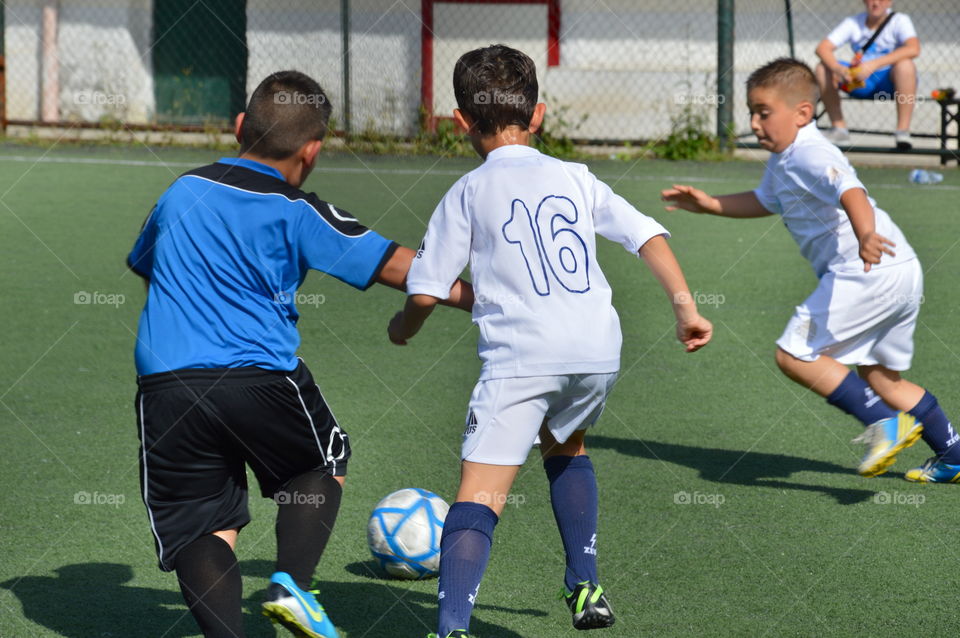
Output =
[{"x1": 463, "y1": 372, "x2": 618, "y2": 466}]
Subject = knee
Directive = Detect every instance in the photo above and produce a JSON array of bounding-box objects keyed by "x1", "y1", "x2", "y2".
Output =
[
  {"x1": 892, "y1": 58, "x2": 917, "y2": 79},
  {"x1": 774, "y1": 348, "x2": 797, "y2": 373}
]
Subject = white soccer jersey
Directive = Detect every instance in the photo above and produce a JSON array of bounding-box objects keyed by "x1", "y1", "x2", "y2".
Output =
[
  {"x1": 407, "y1": 144, "x2": 668, "y2": 380},
  {"x1": 827, "y1": 10, "x2": 916, "y2": 61},
  {"x1": 754, "y1": 122, "x2": 916, "y2": 279}
]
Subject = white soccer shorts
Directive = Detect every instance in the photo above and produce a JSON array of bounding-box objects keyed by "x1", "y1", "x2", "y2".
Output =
[
  {"x1": 776, "y1": 259, "x2": 922, "y2": 371},
  {"x1": 461, "y1": 372, "x2": 618, "y2": 465}
]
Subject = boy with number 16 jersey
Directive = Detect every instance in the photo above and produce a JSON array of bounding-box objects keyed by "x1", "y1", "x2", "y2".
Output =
[{"x1": 388, "y1": 45, "x2": 712, "y2": 638}]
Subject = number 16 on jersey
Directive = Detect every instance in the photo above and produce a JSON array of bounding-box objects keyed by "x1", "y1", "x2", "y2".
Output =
[{"x1": 502, "y1": 195, "x2": 591, "y2": 296}]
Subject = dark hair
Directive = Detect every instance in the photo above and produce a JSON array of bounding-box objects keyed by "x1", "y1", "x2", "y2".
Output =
[
  {"x1": 239, "y1": 70, "x2": 332, "y2": 159},
  {"x1": 453, "y1": 44, "x2": 538, "y2": 136},
  {"x1": 746, "y1": 58, "x2": 820, "y2": 105}
]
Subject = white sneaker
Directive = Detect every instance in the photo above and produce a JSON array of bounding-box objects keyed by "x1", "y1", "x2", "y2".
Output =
[
  {"x1": 895, "y1": 130, "x2": 912, "y2": 150},
  {"x1": 827, "y1": 127, "x2": 851, "y2": 145}
]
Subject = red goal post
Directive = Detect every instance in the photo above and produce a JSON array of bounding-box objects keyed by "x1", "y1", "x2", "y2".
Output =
[{"x1": 421, "y1": 0, "x2": 561, "y2": 131}]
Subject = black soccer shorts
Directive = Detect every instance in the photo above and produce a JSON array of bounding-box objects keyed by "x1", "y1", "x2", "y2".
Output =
[{"x1": 135, "y1": 361, "x2": 350, "y2": 571}]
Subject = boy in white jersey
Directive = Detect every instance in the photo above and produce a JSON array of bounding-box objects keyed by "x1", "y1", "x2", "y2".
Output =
[
  {"x1": 814, "y1": 0, "x2": 920, "y2": 148},
  {"x1": 663, "y1": 58, "x2": 960, "y2": 484},
  {"x1": 388, "y1": 45, "x2": 712, "y2": 638}
]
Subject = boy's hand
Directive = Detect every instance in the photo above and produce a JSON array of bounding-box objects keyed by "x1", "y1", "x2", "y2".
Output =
[
  {"x1": 661, "y1": 185, "x2": 721, "y2": 215},
  {"x1": 677, "y1": 313, "x2": 713, "y2": 353},
  {"x1": 858, "y1": 231, "x2": 896, "y2": 272},
  {"x1": 388, "y1": 294, "x2": 440, "y2": 345},
  {"x1": 832, "y1": 64, "x2": 854, "y2": 85},
  {"x1": 388, "y1": 311, "x2": 411, "y2": 345},
  {"x1": 855, "y1": 59, "x2": 879, "y2": 81}
]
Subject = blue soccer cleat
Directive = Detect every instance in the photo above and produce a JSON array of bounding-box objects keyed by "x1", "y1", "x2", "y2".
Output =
[
  {"x1": 854, "y1": 412, "x2": 923, "y2": 477},
  {"x1": 262, "y1": 571, "x2": 338, "y2": 638},
  {"x1": 904, "y1": 457, "x2": 960, "y2": 483}
]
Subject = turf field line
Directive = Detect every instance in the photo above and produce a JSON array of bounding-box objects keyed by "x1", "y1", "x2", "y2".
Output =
[
  {"x1": 0, "y1": 154, "x2": 955, "y2": 191},
  {"x1": 0, "y1": 152, "x2": 754, "y2": 186}
]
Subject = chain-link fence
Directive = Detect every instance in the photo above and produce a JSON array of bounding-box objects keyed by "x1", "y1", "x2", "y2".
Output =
[{"x1": 2, "y1": 1, "x2": 957, "y2": 147}]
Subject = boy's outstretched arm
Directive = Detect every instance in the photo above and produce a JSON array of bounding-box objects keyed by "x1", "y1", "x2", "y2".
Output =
[
  {"x1": 840, "y1": 188, "x2": 896, "y2": 272},
  {"x1": 377, "y1": 246, "x2": 474, "y2": 311},
  {"x1": 388, "y1": 294, "x2": 439, "y2": 345},
  {"x1": 639, "y1": 235, "x2": 713, "y2": 352},
  {"x1": 661, "y1": 185, "x2": 773, "y2": 218}
]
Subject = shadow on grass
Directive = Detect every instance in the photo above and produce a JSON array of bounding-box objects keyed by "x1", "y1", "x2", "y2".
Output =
[
  {"x1": 0, "y1": 559, "x2": 547, "y2": 638},
  {"x1": 2, "y1": 559, "x2": 537, "y2": 638},
  {"x1": 1, "y1": 563, "x2": 203, "y2": 638},
  {"x1": 589, "y1": 435, "x2": 885, "y2": 505}
]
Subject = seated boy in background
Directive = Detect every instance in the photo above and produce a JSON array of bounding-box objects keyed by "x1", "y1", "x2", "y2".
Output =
[
  {"x1": 388, "y1": 45, "x2": 713, "y2": 638},
  {"x1": 662, "y1": 58, "x2": 959, "y2": 482},
  {"x1": 128, "y1": 71, "x2": 472, "y2": 638}
]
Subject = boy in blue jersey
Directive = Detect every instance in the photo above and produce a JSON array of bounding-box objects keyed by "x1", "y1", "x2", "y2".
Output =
[
  {"x1": 128, "y1": 71, "x2": 472, "y2": 638},
  {"x1": 388, "y1": 45, "x2": 713, "y2": 638}
]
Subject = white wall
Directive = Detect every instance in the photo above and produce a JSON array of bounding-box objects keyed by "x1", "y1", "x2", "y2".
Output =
[
  {"x1": 4, "y1": 0, "x2": 957, "y2": 139},
  {"x1": 4, "y1": 0, "x2": 153, "y2": 123}
]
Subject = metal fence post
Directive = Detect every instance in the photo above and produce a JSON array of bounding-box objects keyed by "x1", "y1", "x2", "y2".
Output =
[
  {"x1": 341, "y1": 0, "x2": 351, "y2": 136},
  {"x1": 717, "y1": 0, "x2": 734, "y2": 149},
  {"x1": 0, "y1": 2, "x2": 5, "y2": 132},
  {"x1": 785, "y1": 0, "x2": 795, "y2": 59}
]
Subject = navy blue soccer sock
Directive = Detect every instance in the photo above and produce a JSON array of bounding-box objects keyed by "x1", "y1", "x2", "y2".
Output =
[
  {"x1": 544, "y1": 454, "x2": 599, "y2": 592},
  {"x1": 826, "y1": 371, "x2": 897, "y2": 426},
  {"x1": 437, "y1": 501, "x2": 498, "y2": 637},
  {"x1": 909, "y1": 390, "x2": 960, "y2": 464}
]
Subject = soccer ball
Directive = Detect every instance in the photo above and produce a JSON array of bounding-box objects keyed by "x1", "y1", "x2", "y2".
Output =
[{"x1": 367, "y1": 488, "x2": 449, "y2": 579}]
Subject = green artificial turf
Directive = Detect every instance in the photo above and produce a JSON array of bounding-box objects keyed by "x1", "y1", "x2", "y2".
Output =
[{"x1": 1, "y1": 143, "x2": 958, "y2": 637}]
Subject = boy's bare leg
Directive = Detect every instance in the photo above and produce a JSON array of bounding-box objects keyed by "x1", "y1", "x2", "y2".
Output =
[
  {"x1": 857, "y1": 365, "x2": 924, "y2": 411},
  {"x1": 212, "y1": 528, "x2": 238, "y2": 549},
  {"x1": 815, "y1": 63, "x2": 846, "y2": 130},
  {"x1": 540, "y1": 424, "x2": 586, "y2": 459},
  {"x1": 774, "y1": 348, "x2": 850, "y2": 397},
  {"x1": 890, "y1": 59, "x2": 917, "y2": 132},
  {"x1": 456, "y1": 461, "x2": 520, "y2": 516}
]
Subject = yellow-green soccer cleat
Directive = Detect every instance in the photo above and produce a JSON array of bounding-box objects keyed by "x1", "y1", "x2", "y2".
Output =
[
  {"x1": 561, "y1": 582, "x2": 615, "y2": 630},
  {"x1": 426, "y1": 632, "x2": 471, "y2": 638},
  {"x1": 854, "y1": 412, "x2": 923, "y2": 477},
  {"x1": 262, "y1": 571, "x2": 339, "y2": 638},
  {"x1": 905, "y1": 457, "x2": 960, "y2": 483}
]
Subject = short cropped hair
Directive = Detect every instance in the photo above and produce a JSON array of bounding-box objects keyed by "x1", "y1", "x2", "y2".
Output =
[
  {"x1": 240, "y1": 71, "x2": 332, "y2": 159},
  {"x1": 746, "y1": 58, "x2": 820, "y2": 106},
  {"x1": 453, "y1": 45, "x2": 538, "y2": 136}
]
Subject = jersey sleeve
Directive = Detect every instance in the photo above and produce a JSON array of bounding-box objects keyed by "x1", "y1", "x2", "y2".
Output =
[
  {"x1": 297, "y1": 195, "x2": 397, "y2": 290},
  {"x1": 892, "y1": 13, "x2": 917, "y2": 44},
  {"x1": 127, "y1": 205, "x2": 158, "y2": 279},
  {"x1": 754, "y1": 165, "x2": 782, "y2": 215},
  {"x1": 792, "y1": 147, "x2": 866, "y2": 205},
  {"x1": 826, "y1": 16, "x2": 857, "y2": 48},
  {"x1": 406, "y1": 178, "x2": 471, "y2": 299},
  {"x1": 587, "y1": 170, "x2": 669, "y2": 254}
]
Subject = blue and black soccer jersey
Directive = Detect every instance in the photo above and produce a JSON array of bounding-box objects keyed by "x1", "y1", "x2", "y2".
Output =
[{"x1": 128, "y1": 157, "x2": 397, "y2": 375}]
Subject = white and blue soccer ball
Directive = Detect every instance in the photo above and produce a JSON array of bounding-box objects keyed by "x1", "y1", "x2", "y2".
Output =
[{"x1": 367, "y1": 488, "x2": 449, "y2": 579}]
